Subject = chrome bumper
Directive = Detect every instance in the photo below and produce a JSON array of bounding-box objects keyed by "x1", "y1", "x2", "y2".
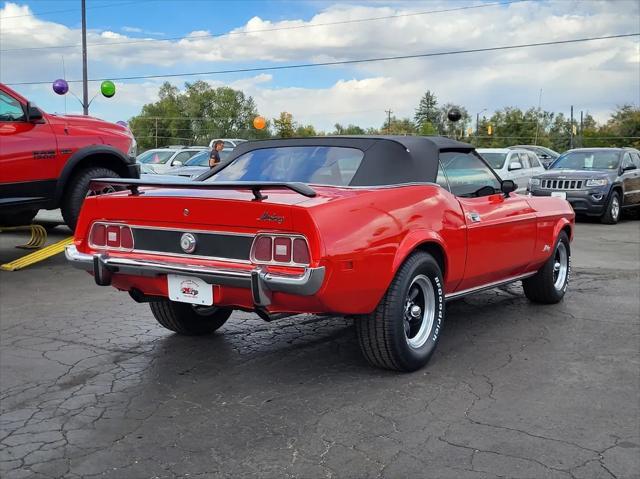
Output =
[{"x1": 65, "y1": 245, "x2": 324, "y2": 307}]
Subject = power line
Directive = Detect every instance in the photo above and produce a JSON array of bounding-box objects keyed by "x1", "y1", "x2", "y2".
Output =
[
  {"x1": 5, "y1": 33, "x2": 638, "y2": 86},
  {"x1": 0, "y1": 0, "x2": 525, "y2": 52},
  {"x1": 0, "y1": 0, "x2": 150, "y2": 20}
]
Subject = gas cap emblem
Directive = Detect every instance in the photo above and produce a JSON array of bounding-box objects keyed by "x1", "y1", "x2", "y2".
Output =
[
  {"x1": 180, "y1": 233, "x2": 197, "y2": 254},
  {"x1": 183, "y1": 208, "x2": 190, "y2": 216}
]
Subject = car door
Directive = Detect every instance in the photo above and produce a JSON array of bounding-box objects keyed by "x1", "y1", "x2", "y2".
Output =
[
  {"x1": 505, "y1": 152, "x2": 528, "y2": 193},
  {"x1": 0, "y1": 89, "x2": 57, "y2": 201},
  {"x1": 440, "y1": 151, "x2": 537, "y2": 292},
  {"x1": 620, "y1": 151, "x2": 640, "y2": 206}
]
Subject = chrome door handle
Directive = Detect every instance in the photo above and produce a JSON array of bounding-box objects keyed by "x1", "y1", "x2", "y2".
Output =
[{"x1": 467, "y1": 212, "x2": 481, "y2": 222}]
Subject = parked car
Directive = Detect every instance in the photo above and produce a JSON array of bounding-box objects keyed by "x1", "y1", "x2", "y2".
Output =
[
  {"x1": 477, "y1": 148, "x2": 545, "y2": 193},
  {"x1": 136, "y1": 147, "x2": 207, "y2": 174},
  {"x1": 528, "y1": 147, "x2": 640, "y2": 224},
  {"x1": 0, "y1": 83, "x2": 139, "y2": 229},
  {"x1": 160, "y1": 149, "x2": 234, "y2": 178},
  {"x1": 66, "y1": 136, "x2": 574, "y2": 372},
  {"x1": 510, "y1": 145, "x2": 560, "y2": 168},
  {"x1": 208, "y1": 138, "x2": 247, "y2": 149}
]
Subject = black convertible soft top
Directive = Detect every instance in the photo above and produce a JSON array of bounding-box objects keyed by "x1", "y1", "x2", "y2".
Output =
[{"x1": 206, "y1": 136, "x2": 474, "y2": 186}]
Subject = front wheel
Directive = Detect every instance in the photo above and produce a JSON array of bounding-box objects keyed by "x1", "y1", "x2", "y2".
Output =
[
  {"x1": 150, "y1": 300, "x2": 233, "y2": 335},
  {"x1": 355, "y1": 252, "x2": 445, "y2": 372},
  {"x1": 523, "y1": 231, "x2": 571, "y2": 304},
  {"x1": 61, "y1": 167, "x2": 120, "y2": 231},
  {"x1": 600, "y1": 191, "x2": 620, "y2": 224}
]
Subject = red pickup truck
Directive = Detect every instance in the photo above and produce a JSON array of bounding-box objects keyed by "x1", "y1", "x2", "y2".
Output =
[{"x1": 0, "y1": 83, "x2": 139, "y2": 229}]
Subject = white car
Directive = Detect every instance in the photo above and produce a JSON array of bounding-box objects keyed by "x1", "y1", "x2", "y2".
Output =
[
  {"x1": 136, "y1": 147, "x2": 207, "y2": 174},
  {"x1": 208, "y1": 138, "x2": 247, "y2": 149},
  {"x1": 477, "y1": 148, "x2": 545, "y2": 193}
]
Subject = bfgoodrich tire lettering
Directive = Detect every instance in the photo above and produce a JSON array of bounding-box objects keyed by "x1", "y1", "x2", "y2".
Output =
[
  {"x1": 523, "y1": 231, "x2": 571, "y2": 304},
  {"x1": 150, "y1": 300, "x2": 232, "y2": 335},
  {"x1": 355, "y1": 251, "x2": 445, "y2": 372}
]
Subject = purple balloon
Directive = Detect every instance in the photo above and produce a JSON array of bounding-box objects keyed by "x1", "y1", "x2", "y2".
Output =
[{"x1": 53, "y1": 78, "x2": 69, "y2": 95}]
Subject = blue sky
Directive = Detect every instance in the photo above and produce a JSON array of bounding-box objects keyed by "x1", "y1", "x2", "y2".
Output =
[{"x1": 1, "y1": 0, "x2": 638, "y2": 131}]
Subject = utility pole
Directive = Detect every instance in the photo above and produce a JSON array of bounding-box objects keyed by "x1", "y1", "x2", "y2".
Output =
[
  {"x1": 155, "y1": 118, "x2": 158, "y2": 148},
  {"x1": 569, "y1": 105, "x2": 574, "y2": 149},
  {"x1": 534, "y1": 88, "x2": 542, "y2": 145},
  {"x1": 580, "y1": 110, "x2": 584, "y2": 148},
  {"x1": 475, "y1": 109, "x2": 486, "y2": 138},
  {"x1": 385, "y1": 109, "x2": 392, "y2": 134},
  {"x1": 81, "y1": 0, "x2": 89, "y2": 115}
]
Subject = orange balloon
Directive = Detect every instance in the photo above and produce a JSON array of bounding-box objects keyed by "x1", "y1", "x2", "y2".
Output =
[{"x1": 253, "y1": 116, "x2": 266, "y2": 130}]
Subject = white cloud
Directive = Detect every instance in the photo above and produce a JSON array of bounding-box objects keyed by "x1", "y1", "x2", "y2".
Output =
[{"x1": 1, "y1": 0, "x2": 638, "y2": 130}]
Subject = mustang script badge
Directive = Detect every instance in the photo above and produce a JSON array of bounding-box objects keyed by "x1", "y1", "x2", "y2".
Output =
[
  {"x1": 258, "y1": 212, "x2": 284, "y2": 224},
  {"x1": 180, "y1": 233, "x2": 197, "y2": 254}
]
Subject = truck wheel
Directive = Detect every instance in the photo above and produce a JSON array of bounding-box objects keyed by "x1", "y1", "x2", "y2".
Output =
[
  {"x1": 149, "y1": 300, "x2": 232, "y2": 335},
  {"x1": 600, "y1": 191, "x2": 620, "y2": 224},
  {"x1": 523, "y1": 231, "x2": 570, "y2": 304},
  {"x1": 0, "y1": 209, "x2": 38, "y2": 226},
  {"x1": 355, "y1": 252, "x2": 445, "y2": 372},
  {"x1": 61, "y1": 167, "x2": 120, "y2": 231}
]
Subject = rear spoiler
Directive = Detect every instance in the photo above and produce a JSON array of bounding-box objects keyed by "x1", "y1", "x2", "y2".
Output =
[{"x1": 89, "y1": 178, "x2": 317, "y2": 201}]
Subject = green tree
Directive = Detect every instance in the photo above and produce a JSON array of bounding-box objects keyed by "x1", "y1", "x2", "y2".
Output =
[
  {"x1": 384, "y1": 116, "x2": 417, "y2": 135},
  {"x1": 418, "y1": 121, "x2": 438, "y2": 136},
  {"x1": 273, "y1": 112, "x2": 295, "y2": 138},
  {"x1": 295, "y1": 124, "x2": 317, "y2": 137},
  {"x1": 333, "y1": 123, "x2": 365, "y2": 135},
  {"x1": 414, "y1": 90, "x2": 440, "y2": 131}
]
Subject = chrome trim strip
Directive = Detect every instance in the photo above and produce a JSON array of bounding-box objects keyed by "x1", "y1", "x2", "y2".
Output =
[
  {"x1": 445, "y1": 272, "x2": 537, "y2": 301},
  {"x1": 130, "y1": 224, "x2": 255, "y2": 237}
]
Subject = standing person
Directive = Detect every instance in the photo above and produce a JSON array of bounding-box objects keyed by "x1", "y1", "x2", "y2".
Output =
[{"x1": 209, "y1": 140, "x2": 224, "y2": 167}]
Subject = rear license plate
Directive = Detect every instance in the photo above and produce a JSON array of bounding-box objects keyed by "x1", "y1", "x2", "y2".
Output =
[
  {"x1": 167, "y1": 274, "x2": 213, "y2": 305},
  {"x1": 551, "y1": 191, "x2": 567, "y2": 199}
]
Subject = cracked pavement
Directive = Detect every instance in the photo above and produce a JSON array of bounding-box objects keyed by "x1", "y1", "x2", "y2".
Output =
[{"x1": 1, "y1": 219, "x2": 639, "y2": 478}]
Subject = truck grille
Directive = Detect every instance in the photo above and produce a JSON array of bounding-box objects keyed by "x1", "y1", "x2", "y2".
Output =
[{"x1": 540, "y1": 179, "x2": 584, "y2": 190}]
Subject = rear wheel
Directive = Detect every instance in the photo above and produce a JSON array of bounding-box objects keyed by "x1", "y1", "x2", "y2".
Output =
[
  {"x1": 523, "y1": 231, "x2": 570, "y2": 304},
  {"x1": 61, "y1": 167, "x2": 120, "y2": 231},
  {"x1": 355, "y1": 252, "x2": 445, "y2": 372},
  {"x1": 600, "y1": 191, "x2": 620, "y2": 224},
  {"x1": 150, "y1": 299, "x2": 232, "y2": 335},
  {"x1": 0, "y1": 209, "x2": 38, "y2": 226}
]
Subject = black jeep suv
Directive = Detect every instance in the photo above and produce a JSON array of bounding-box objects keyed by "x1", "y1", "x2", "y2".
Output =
[{"x1": 528, "y1": 148, "x2": 640, "y2": 224}]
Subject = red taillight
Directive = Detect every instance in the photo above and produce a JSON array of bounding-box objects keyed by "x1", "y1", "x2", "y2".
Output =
[
  {"x1": 252, "y1": 235, "x2": 310, "y2": 266},
  {"x1": 273, "y1": 237, "x2": 292, "y2": 263},
  {"x1": 91, "y1": 224, "x2": 106, "y2": 246},
  {"x1": 120, "y1": 226, "x2": 134, "y2": 249},
  {"x1": 90, "y1": 223, "x2": 134, "y2": 250},
  {"x1": 254, "y1": 236, "x2": 272, "y2": 261},
  {"x1": 292, "y1": 238, "x2": 310, "y2": 264},
  {"x1": 106, "y1": 225, "x2": 120, "y2": 247}
]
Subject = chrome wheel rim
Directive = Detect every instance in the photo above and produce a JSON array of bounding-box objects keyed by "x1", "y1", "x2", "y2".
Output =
[
  {"x1": 404, "y1": 274, "x2": 436, "y2": 349},
  {"x1": 553, "y1": 242, "x2": 569, "y2": 291},
  {"x1": 611, "y1": 196, "x2": 619, "y2": 220}
]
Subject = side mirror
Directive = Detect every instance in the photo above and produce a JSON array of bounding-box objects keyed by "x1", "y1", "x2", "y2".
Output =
[
  {"x1": 508, "y1": 161, "x2": 522, "y2": 171},
  {"x1": 501, "y1": 179, "x2": 517, "y2": 196},
  {"x1": 172, "y1": 160, "x2": 183, "y2": 167},
  {"x1": 26, "y1": 102, "x2": 44, "y2": 123},
  {"x1": 622, "y1": 164, "x2": 637, "y2": 172}
]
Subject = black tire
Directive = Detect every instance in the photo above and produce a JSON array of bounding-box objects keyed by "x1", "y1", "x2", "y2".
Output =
[
  {"x1": 523, "y1": 231, "x2": 571, "y2": 304},
  {"x1": 149, "y1": 299, "x2": 232, "y2": 335},
  {"x1": 0, "y1": 209, "x2": 38, "y2": 226},
  {"x1": 355, "y1": 252, "x2": 445, "y2": 372},
  {"x1": 61, "y1": 167, "x2": 120, "y2": 231},
  {"x1": 600, "y1": 191, "x2": 621, "y2": 224}
]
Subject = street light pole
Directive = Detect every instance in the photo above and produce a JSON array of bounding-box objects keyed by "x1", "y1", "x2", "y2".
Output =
[
  {"x1": 81, "y1": 0, "x2": 88, "y2": 115},
  {"x1": 475, "y1": 109, "x2": 486, "y2": 137}
]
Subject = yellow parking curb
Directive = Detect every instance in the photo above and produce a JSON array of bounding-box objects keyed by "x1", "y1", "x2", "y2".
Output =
[
  {"x1": 1, "y1": 237, "x2": 74, "y2": 271},
  {"x1": 0, "y1": 225, "x2": 48, "y2": 249}
]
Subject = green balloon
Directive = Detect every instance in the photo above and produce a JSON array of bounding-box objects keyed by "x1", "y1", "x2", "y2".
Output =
[{"x1": 101, "y1": 80, "x2": 116, "y2": 98}]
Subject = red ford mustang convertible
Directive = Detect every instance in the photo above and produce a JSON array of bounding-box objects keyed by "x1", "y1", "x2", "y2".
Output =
[{"x1": 67, "y1": 136, "x2": 574, "y2": 371}]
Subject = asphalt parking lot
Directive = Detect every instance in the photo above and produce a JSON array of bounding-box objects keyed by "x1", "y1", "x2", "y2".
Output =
[{"x1": 1, "y1": 213, "x2": 639, "y2": 479}]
